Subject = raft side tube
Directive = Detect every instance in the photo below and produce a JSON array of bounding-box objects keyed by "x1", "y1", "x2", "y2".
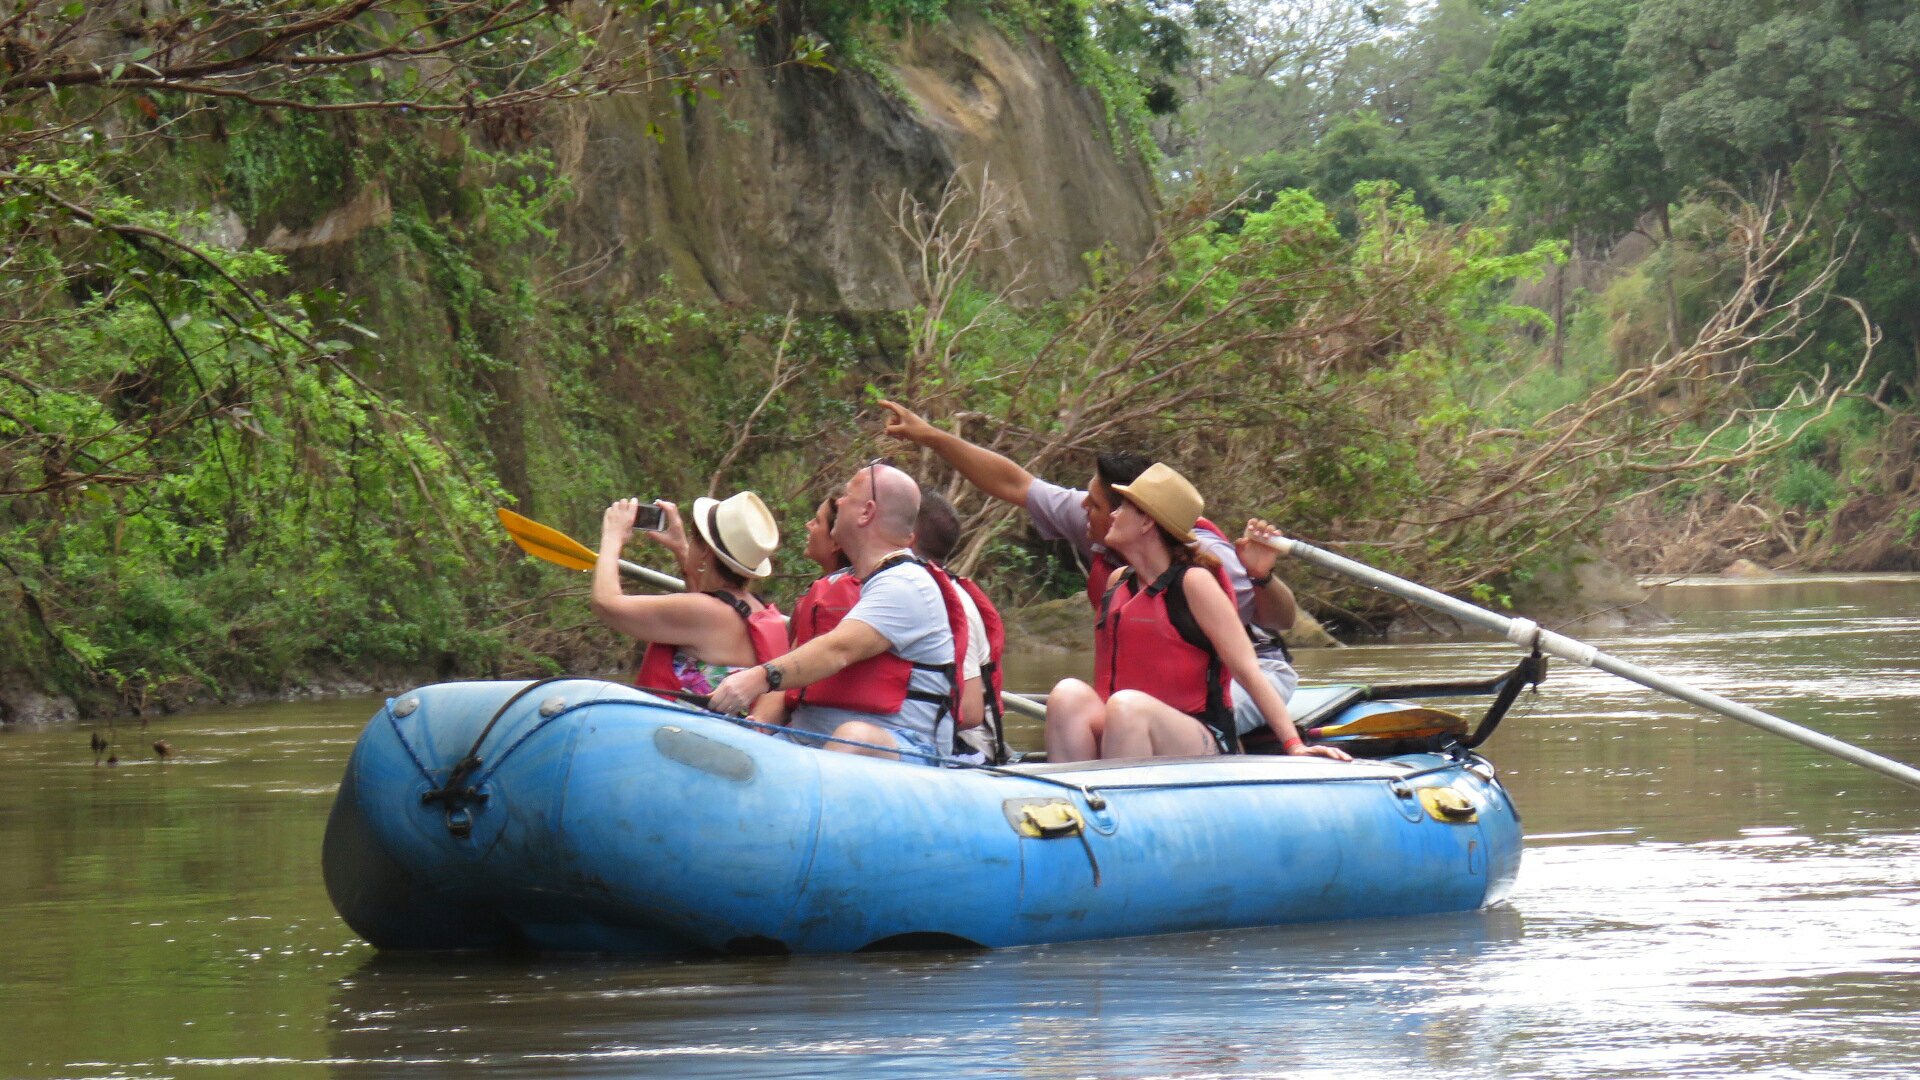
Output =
[{"x1": 323, "y1": 680, "x2": 1524, "y2": 955}]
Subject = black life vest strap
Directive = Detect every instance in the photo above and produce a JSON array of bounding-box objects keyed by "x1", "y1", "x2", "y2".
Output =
[
  {"x1": 1099, "y1": 564, "x2": 1237, "y2": 754},
  {"x1": 973, "y1": 657, "x2": 1005, "y2": 761},
  {"x1": 859, "y1": 553, "x2": 962, "y2": 724},
  {"x1": 1250, "y1": 625, "x2": 1295, "y2": 664},
  {"x1": 1157, "y1": 564, "x2": 1239, "y2": 754},
  {"x1": 1098, "y1": 567, "x2": 1133, "y2": 698},
  {"x1": 703, "y1": 589, "x2": 754, "y2": 622}
]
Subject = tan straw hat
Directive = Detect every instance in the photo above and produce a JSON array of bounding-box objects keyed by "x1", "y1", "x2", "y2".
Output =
[
  {"x1": 690, "y1": 491, "x2": 779, "y2": 578},
  {"x1": 1109, "y1": 462, "x2": 1204, "y2": 544}
]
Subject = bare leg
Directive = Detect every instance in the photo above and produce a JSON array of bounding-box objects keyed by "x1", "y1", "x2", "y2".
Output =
[
  {"x1": 1100, "y1": 690, "x2": 1218, "y2": 760},
  {"x1": 826, "y1": 720, "x2": 902, "y2": 761},
  {"x1": 1043, "y1": 678, "x2": 1105, "y2": 763}
]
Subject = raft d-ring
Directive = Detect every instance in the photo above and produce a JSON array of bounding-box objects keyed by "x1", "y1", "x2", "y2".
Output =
[
  {"x1": 444, "y1": 806, "x2": 474, "y2": 838},
  {"x1": 539, "y1": 695, "x2": 568, "y2": 717},
  {"x1": 392, "y1": 697, "x2": 419, "y2": 718},
  {"x1": 1388, "y1": 781, "x2": 1425, "y2": 823}
]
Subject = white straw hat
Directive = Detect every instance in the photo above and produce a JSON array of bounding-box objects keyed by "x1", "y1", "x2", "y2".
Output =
[{"x1": 691, "y1": 491, "x2": 779, "y2": 579}]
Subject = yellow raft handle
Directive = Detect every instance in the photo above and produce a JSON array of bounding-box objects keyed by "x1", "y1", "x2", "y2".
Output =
[
  {"x1": 1018, "y1": 802, "x2": 1086, "y2": 839},
  {"x1": 1418, "y1": 787, "x2": 1479, "y2": 823}
]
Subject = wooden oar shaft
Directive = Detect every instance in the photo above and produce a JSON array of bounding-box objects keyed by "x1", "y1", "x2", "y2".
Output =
[{"x1": 1267, "y1": 535, "x2": 1920, "y2": 793}]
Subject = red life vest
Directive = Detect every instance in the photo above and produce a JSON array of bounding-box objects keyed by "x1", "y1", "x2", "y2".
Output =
[
  {"x1": 1085, "y1": 516, "x2": 1293, "y2": 666},
  {"x1": 949, "y1": 574, "x2": 1005, "y2": 725},
  {"x1": 783, "y1": 570, "x2": 858, "y2": 712},
  {"x1": 1086, "y1": 550, "x2": 1121, "y2": 611},
  {"x1": 788, "y1": 554, "x2": 970, "y2": 723},
  {"x1": 634, "y1": 591, "x2": 786, "y2": 693},
  {"x1": 1094, "y1": 562, "x2": 1238, "y2": 753},
  {"x1": 1084, "y1": 516, "x2": 1228, "y2": 610}
]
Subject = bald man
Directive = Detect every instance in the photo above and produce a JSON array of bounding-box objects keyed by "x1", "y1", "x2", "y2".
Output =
[{"x1": 709, "y1": 462, "x2": 967, "y2": 764}]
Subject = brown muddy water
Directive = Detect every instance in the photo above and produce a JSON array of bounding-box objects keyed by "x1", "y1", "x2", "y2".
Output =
[{"x1": 3, "y1": 575, "x2": 1918, "y2": 1078}]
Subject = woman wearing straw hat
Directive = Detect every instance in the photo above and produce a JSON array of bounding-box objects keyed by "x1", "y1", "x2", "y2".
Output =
[
  {"x1": 1044, "y1": 463, "x2": 1353, "y2": 763},
  {"x1": 593, "y1": 491, "x2": 788, "y2": 697}
]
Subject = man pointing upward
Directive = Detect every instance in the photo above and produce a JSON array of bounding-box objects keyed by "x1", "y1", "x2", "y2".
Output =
[{"x1": 878, "y1": 400, "x2": 1305, "y2": 740}]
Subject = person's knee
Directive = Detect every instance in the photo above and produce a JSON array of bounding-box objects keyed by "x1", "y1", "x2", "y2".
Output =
[
  {"x1": 1106, "y1": 690, "x2": 1156, "y2": 725},
  {"x1": 1045, "y1": 679, "x2": 1098, "y2": 723},
  {"x1": 827, "y1": 720, "x2": 895, "y2": 756},
  {"x1": 1049, "y1": 678, "x2": 1096, "y2": 707}
]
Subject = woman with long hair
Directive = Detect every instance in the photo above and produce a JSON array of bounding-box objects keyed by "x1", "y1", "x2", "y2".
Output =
[{"x1": 1043, "y1": 463, "x2": 1352, "y2": 764}]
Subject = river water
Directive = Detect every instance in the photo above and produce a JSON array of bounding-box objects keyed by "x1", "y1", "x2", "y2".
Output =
[{"x1": 3, "y1": 575, "x2": 1918, "y2": 1078}]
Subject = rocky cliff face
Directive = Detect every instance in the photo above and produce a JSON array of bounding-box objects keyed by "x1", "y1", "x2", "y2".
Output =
[{"x1": 548, "y1": 14, "x2": 1159, "y2": 310}]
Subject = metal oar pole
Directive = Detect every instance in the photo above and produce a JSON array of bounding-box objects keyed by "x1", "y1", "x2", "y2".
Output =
[
  {"x1": 1001, "y1": 692, "x2": 1047, "y2": 721},
  {"x1": 1266, "y1": 535, "x2": 1920, "y2": 793},
  {"x1": 617, "y1": 559, "x2": 686, "y2": 592}
]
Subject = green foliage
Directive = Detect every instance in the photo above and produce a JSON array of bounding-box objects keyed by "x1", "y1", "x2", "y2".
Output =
[
  {"x1": 222, "y1": 113, "x2": 355, "y2": 225},
  {"x1": 1622, "y1": 0, "x2": 1920, "y2": 391},
  {"x1": 16, "y1": 0, "x2": 1920, "y2": 712},
  {"x1": 1774, "y1": 459, "x2": 1840, "y2": 514},
  {"x1": 804, "y1": 0, "x2": 952, "y2": 43}
]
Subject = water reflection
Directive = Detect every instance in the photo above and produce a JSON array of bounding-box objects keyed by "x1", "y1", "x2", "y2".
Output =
[{"x1": 325, "y1": 908, "x2": 1527, "y2": 1078}]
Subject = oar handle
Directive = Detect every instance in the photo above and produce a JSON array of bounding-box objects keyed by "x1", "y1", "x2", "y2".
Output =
[{"x1": 1264, "y1": 535, "x2": 1920, "y2": 793}]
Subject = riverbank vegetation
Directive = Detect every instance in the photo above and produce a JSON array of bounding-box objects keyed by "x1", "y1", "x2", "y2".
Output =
[{"x1": 2, "y1": 0, "x2": 1914, "y2": 716}]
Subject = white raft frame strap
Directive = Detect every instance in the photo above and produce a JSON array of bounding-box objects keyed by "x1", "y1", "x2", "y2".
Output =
[{"x1": 1264, "y1": 535, "x2": 1920, "y2": 793}]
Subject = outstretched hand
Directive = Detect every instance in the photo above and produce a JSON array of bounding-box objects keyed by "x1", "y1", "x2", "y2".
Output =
[
  {"x1": 878, "y1": 399, "x2": 938, "y2": 445},
  {"x1": 1290, "y1": 742, "x2": 1353, "y2": 762}
]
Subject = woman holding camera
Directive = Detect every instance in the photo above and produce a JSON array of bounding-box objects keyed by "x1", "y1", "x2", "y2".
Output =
[{"x1": 592, "y1": 491, "x2": 787, "y2": 696}]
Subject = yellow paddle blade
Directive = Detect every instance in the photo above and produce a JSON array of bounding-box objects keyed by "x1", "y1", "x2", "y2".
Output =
[
  {"x1": 1309, "y1": 706, "x2": 1468, "y2": 740},
  {"x1": 497, "y1": 508, "x2": 597, "y2": 572}
]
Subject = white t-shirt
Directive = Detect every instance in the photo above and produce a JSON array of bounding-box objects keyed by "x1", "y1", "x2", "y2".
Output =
[
  {"x1": 954, "y1": 585, "x2": 987, "y2": 680},
  {"x1": 789, "y1": 558, "x2": 957, "y2": 745}
]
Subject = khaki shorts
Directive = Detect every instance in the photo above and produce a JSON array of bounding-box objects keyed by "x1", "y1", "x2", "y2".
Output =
[{"x1": 1230, "y1": 656, "x2": 1300, "y2": 737}]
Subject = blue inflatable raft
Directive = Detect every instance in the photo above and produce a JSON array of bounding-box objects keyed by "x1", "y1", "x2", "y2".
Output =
[{"x1": 323, "y1": 676, "x2": 1528, "y2": 956}]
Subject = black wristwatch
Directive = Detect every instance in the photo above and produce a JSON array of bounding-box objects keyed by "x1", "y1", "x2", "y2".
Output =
[
  {"x1": 762, "y1": 662, "x2": 783, "y2": 690},
  {"x1": 1250, "y1": 571, "x2": 1274, "y2": 587}
]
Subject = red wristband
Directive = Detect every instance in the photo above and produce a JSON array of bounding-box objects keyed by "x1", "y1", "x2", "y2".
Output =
[{"x1": 1281, "y1": 737, "x2": 1304, "y2": 752}]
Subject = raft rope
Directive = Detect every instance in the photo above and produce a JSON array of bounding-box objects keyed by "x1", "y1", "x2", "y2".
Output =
[
  {"x1": 1049, "y1": 752, "x2": 1486, "y2": 796},
  {"x1": 386, "y1": 685, "x2": 1491, "y2": 832},
  {"x1": 697, "y1": 712, "x2": 1488, "y2": 806},
  {"x1": 415, "y1": 676, "x2": 573, "y2": 836},
  {"x1": 706, "y1": 712, "x2": 1121, "y2": 808}
]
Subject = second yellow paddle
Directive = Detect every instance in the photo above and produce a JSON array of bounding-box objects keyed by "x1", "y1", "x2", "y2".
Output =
[{"x1": 496, "y1": 508, "x2": 686, "y2": 591}]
